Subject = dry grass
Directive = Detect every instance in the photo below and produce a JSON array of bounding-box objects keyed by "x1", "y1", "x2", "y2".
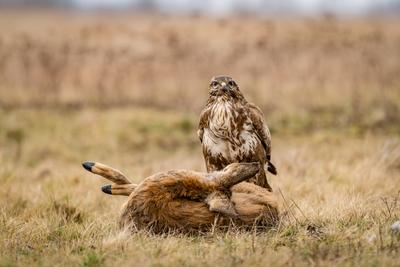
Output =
[
  {"x1": 0, "y1": 10, "x2": 400, "y2": 267},
  {"x1": 1, "y1": 108, "x2": 399, "y2": 266}
]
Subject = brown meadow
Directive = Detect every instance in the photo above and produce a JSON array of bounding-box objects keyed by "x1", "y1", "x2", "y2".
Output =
[{"x1": 0, "y1": 10, "x2": 400, "y2": 267}]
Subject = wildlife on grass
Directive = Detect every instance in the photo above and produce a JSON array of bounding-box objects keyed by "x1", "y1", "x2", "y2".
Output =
[{"x1": 82, "y1": 161, "x2": 279, "y2": 234}]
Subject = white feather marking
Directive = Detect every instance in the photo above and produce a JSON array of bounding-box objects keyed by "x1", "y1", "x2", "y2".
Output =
[
  {"x1": 235, "y1": 130, "x2": 258, "y2": 157},
  {"x1": 206, "y1": 103, "x2": 261, "y2": 160},
  {"x1": 203, "y1": 128, "x2": 230, "y2": 159},
  {"x1": 209, "y1": 99, "x2": 235, "y2": 137}
]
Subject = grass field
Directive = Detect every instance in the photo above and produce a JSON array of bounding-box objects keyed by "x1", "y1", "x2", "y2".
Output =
[{"x1": 0, "y1": 11, "x2": 400, "y2": 267}]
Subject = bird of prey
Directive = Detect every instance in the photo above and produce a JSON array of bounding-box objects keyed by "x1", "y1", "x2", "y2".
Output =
[{"x1": 198, "y1": 75, "x2": 277, "y2": 191}]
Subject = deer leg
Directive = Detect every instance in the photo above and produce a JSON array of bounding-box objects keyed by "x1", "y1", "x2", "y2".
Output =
[
  {"x1": 212, "y1": 162, "x2": 260, "y2": 189},
  {"x1": 206, "y1": 191, "x2": 238, "y2": 219},
  {"x1": 101, "y1": 183, "x2": 137, "y2": 196},
  {"x1": 204, "y1": 162, "x2": 260, "y2": 218},
  {"x1": 82, "y1": 161, "x2": 137, "y2": 196},
  {"x1": 82, "y1": 161, "x2": 132, "y2": 184}
]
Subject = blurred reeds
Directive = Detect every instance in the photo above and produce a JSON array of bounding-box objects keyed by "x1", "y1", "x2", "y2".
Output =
[{"x1": 0, "y1": 11, "x2": 399, "y2": 134}]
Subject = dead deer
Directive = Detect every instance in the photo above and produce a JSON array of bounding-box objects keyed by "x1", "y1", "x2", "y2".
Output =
[{"x1": 82, "y1": 161, "x2": 279, "y2": 234}]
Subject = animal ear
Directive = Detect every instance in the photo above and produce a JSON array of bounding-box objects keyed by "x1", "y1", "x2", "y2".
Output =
[
  {"x1": 82, "y1": 161, "x2": 132, "y2": 185},
  {"x1": 101, "y1": 183, "x2": 137, "y2": 196},
  {"x1": 213, "y1": 162, "x2": 260, "y2": 189}
]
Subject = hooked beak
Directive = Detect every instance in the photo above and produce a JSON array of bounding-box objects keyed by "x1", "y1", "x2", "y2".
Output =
[
  {"x1": 221, "y1": 86, "x2": 229, "y2": 93},
  {"x1": 220, "y1": 82, "x2": 229, "y2": 93}
]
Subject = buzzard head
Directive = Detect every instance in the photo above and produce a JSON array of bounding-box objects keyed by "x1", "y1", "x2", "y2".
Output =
[{"x1": 208, "y1": 75, "x2": 244, "y2": 101}]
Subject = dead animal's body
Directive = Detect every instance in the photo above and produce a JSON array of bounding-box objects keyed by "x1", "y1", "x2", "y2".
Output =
[{"x1": 82, "y1": 161, "x2": 279, "y2": 234}]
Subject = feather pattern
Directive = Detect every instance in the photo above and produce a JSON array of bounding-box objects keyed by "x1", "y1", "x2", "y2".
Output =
[{"x1": 198, "y1": 76, "x2": 277, "y2": 190}]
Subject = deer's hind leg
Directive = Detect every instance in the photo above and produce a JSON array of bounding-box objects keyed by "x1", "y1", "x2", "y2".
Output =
[
  {"x1": 205, "y1": 191, "x2": 238, "y2": 218},
  {"x1": 204, "y1": 162, "x2": 261, "y2": 219},
  {"x1": 82, "y1": 161, "x2": 137, "y2": 196},
  {"x1": 100, "y1": 183, "x2": 137, "y2": 196}
]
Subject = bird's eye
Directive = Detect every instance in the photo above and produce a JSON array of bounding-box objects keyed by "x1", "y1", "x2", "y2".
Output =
[
  {"x1": 210, "y1": 81, "x2": 219, "y2": 88},
  {"x1": 228, "y1": 81, "x2": 236, "y2": 87}
]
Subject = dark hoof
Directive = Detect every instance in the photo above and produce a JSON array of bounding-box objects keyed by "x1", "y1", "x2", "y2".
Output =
[
  {"x1": 82, "y1": 161, "x2": 95, "y2": 172},
  {"x1": 101, "y1": 184, "x2": 112, "y2": 194}
]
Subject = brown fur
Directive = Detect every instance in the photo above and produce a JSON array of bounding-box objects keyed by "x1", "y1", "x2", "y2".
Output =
[{"x1": 83, "y1": 162, "x2": 279, "y2": 234}]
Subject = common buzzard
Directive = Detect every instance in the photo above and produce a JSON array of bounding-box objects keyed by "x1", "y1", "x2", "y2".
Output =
[{"x1": 198, "y1": 75, "x2": 277, "y2": 191}]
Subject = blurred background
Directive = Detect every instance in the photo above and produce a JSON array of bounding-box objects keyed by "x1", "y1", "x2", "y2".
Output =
[
  {"x1": 0, "y1": 0, "x2": 399, "y2": 167},
  {"x1": 1, "y1": 1, "x2": 400, "y2": 117},
  {"x1": 0, "y1": 0, "x2": 399, "y2": 175},
  {"x1": 0, "y1": 0, "x2": 399, "y2": 119},
  {"x1": 2, "y1": 0, "x2": 400, "y2": 15}
]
